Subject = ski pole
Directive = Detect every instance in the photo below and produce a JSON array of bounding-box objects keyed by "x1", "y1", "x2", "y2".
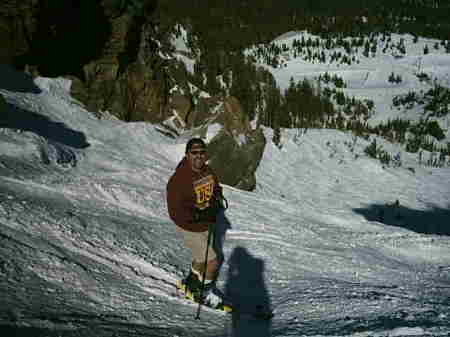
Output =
[{"x1": 195, "y1": 222, "x2": 214, "y2": 320}]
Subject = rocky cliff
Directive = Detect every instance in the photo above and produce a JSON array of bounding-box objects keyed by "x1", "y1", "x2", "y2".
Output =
[{"x1": 1, "y1": 0, "x2": 268, "y2": 190}]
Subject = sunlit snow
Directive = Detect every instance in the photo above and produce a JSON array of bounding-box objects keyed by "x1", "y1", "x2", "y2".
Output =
[{"x1": 1, "y1": 30, "x2": 450, "y2": 337}]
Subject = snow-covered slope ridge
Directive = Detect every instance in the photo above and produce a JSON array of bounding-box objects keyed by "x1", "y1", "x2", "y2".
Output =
[{"x1": 0, "y1": 56, "x2": 450, "y2": 337}]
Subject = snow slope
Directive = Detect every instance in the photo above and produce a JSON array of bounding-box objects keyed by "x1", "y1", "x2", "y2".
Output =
[
  {"x1": 255, "y1": 31, "x2": 450, "y2": 132},
  {"x1": 1, "y1": 31, "x2": 450, "y2": 337}
]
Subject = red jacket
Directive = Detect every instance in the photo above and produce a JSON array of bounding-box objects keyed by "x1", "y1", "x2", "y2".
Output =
[{"x1": 166, "y1": 157, "x2": 222, "y2": 232}]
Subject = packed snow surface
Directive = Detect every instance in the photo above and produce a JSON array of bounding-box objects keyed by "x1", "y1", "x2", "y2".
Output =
[{"x1": 1, "y1": 30, "x2": 450, "y2": 337}]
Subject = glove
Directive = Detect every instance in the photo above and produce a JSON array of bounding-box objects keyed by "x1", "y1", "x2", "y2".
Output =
[
  {"x1": 217, "y1": 195, "x2": 228, "y2": 210},
  {"x1": 192, "y1": 199, "x2": 221, "y2": 223}
]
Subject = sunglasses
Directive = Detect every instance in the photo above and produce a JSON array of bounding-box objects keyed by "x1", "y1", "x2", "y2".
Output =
[{"x1": 189, "y1": 150, "x2": 207, "y2": 156}]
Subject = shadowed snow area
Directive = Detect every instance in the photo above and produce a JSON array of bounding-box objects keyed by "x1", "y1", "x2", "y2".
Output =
[{"x1": 1, "y1": 33, "x2": 450, "y2": 336}]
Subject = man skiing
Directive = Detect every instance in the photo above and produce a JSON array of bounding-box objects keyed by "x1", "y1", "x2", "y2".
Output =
[{"x1": 166, "y1": 138, "x2": 227, "y2": 310}]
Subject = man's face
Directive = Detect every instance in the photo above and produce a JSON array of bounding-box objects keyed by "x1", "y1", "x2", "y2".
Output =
[{"x1": 187, "y1": 145, "x2": 207, "y2": 172}]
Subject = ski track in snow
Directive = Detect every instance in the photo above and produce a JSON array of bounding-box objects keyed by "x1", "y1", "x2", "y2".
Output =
[{"x1": 1, "y1": 31, "x2": 450, "y2": 336}]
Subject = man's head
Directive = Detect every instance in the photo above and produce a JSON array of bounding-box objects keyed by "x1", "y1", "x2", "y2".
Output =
[{"x1": 185, "y1": 138, "x2": 208, "y2": 172}]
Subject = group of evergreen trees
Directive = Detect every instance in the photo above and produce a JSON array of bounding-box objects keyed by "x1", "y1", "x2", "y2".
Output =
[
  {"x1": 155, "y1": 0, "x2": 450, "y2": 53},
  {"x1": 114, "y1": 0, "x2": 450, "y2": 167},
  {"x1": 270, "y1": 74, "x2": 450, "y2": 167},
  {"x1": 393, "y1": 84, "x2": 450, "y2": 118},
  {"x1": 249, "y1": 32, "x2": 450, "y2": 70}
]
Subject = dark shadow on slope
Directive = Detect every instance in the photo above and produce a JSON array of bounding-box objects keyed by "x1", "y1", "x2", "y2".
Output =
[
  {"x1": 0, "y1": 64, "x2": 42, "y2": 93},
  {"x1": 214, "y1": 208, "x2": 232, "y2": 274},
  {"x1": 0, "y1": 325, "x2": 63, "y2": 337},
  {"x1": 224, "y1": 247, "x2": 272, "y2": 337},
  {"x1": 354, "y1": 203, "x2": 450, "y2": 236},
  {"x1": 0, "y1": 104, "x2": 90, "y2": 149},
  {"x1": 327, "y1": 310, "x2": 449, "y2": 336}
]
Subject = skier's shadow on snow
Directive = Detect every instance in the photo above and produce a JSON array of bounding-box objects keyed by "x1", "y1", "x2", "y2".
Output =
[
  {"x1": 224, "y1": 246, "x2": 272, "y2": 337},
  {"x1": 354, "y1": 203, "x2": 450, "y2": 236}
]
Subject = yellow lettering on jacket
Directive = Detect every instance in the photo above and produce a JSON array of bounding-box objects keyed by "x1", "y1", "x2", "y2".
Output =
[{"x1": 193, "y1": 175, "x2": 214, "y2": 209}]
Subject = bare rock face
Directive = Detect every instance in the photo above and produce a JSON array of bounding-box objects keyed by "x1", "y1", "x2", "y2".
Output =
[
  {"x1": 197, "y1": 96, "x2": 266, "y2": 191},
  {"x1": 208, "y1": 127, "x2": 266, "y2": 191},
  {"x1": 164, "y1": 92, "x2": 266, "y2": 191},
  {"x1": 0, "y1": 1, "x2": 268, "y2": 191},
  {"x1": 1, "y1": 0, "x2": 166, "y2": 122},
  {"x1": 168, "y1": 93, "x2": 192, "y2": 128},
  {"x1": 0, "y1": 0, "x2": 39, "y2": 64},
  {"x1": 70, "y1": 1, "x2": 167, "y2": 122}
]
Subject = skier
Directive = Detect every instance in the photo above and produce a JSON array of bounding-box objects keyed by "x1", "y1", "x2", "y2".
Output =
[{"x1": 166, "y1": 138, "x2": 227, "y2": 310}]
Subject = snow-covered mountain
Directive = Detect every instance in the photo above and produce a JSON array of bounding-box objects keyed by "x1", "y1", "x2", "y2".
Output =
[
  {"x1": 258, "y1": 31, "x2": 450, "y2": 127},
  {"x1": 1, "y1": 30, "x2": 450, "y2": 337}
]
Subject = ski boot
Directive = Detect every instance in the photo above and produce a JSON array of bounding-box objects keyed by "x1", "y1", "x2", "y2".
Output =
[
  {"x1": 177, "y1": 270, "x2": 202, "y2": 302},
  {"x1": 201, "y1": 281, "x2": 233, "y2": 312},
  {"x1": 177, "y1": 270, "x2": 232, "y2": 312}
]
